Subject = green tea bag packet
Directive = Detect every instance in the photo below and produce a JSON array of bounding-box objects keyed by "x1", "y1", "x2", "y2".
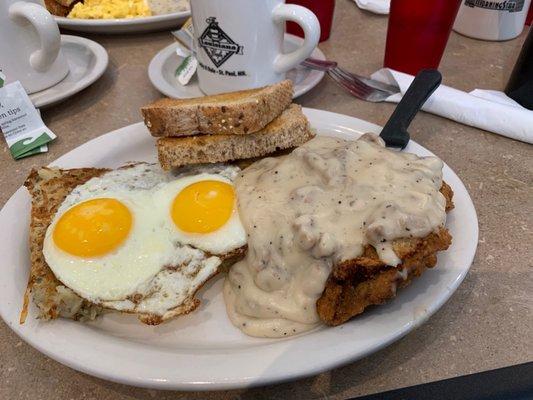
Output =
[{"x1": 0, "y1": 81, "x2": 56, "y2": 160}]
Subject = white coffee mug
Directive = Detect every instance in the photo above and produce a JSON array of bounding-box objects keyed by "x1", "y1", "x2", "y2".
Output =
[
  {"x1": 453, "y1": 0, "x2": 532, "y2": 41},
  {"x1": 191, "y1": 0, "x2": 321, "y2": 95},
  {"x1": 0, "y1": 0, "x2": 69, "y2": 94}
]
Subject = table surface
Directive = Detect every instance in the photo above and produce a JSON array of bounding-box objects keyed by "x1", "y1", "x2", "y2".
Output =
[{"x1": 1, "y1": 1, "x2": 532, "y2": 399}]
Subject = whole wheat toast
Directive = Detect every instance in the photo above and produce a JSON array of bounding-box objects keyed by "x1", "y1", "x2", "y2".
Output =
[
  {"x1": 21, "y1": 165, "x2": 245, "y2": 325},
  {"x1": 157, "y1": 104, "x2": 314, "y2": 170},
  {"x1": 141, "y1": 80, "x2": 293, "y2": 137}
]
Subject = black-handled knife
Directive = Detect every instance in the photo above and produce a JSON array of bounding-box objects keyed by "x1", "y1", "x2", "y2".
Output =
[{"x1": 379, "y1": 69, "x2": 442, "y2": 149}]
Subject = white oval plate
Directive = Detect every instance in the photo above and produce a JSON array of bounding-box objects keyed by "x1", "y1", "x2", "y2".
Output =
[
  {"x1": 149, "y1": 34, "x2": 326, "y2": 99},
  {"x1": 0, "y1": 108, "x2": 478, "y2": 390},
  {"x1": 30, "y1": 35, "x2": 108, "y2": 109},
  {"x1": 55, "y1": 11, "x2": 190, "y2": 34}
]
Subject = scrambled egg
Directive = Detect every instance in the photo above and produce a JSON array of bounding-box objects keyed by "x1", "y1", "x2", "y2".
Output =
[{"x1": 68, "y1": 0, "x2": 152, "y2": 19}]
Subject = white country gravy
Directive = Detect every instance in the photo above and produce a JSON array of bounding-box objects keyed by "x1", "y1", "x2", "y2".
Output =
[{"x1": 224, "y1": 134, "x2": 447, "y2": 338}]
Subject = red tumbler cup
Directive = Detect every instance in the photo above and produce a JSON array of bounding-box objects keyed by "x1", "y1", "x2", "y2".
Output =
[
  {"x1": 384, "y1": 0, "x2": 461, "y2": 75},
  {"x1": 286, "y1": 0, "x2": 335, "y2": 42}
]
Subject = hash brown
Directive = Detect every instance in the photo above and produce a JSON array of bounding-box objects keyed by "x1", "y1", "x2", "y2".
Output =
[{"x1": 21, "y1": 165, "x2": 245, "y2": 325}]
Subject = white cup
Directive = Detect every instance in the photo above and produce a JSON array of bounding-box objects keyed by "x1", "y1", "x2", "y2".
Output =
[
  {"x1": 191, "y1": 0, "x2": 321, "y2": 95},
  {"x1": 453, "y1": 0, "x2": 532, "y2": 41},
  {"x1": 0, "y1": 0, "x2": 69, "y2": 94}
]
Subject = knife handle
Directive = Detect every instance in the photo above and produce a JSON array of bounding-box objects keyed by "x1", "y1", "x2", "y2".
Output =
[{"x1": 380, "y1": 69, "x2": 442, "y2": 149}]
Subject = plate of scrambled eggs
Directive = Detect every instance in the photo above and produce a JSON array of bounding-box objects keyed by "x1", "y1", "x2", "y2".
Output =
[{"x1": 49, "y1": 0, "x2": 190, "y2": 34}]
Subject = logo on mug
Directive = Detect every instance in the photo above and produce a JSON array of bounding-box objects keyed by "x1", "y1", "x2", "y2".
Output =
[
  {"x1": 464, "y1": 0, "x2": 525, "y2": 12},
  {"x1": 198, "y1": 17, "x2": 244, "y2": 68}
]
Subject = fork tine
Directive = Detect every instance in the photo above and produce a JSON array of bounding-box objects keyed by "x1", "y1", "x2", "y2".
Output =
[
  {"x1": 303, "y1": 59, "x2": 395, "y2": 99},
  {"x1": 303, "y1": 60, "x2": 369, "y2": 97},
  {"x1": 333, "y1": 68, "x2": 390, "y2": 97},
  {"x1": 330, "y1": 69, "x2": 373, "y2": 97},
  {"x1": 334, "y1": 68, "x2": 373, "y2": 93},
  {"x1": 328, "y1": 70, "x2": 392, "y2": 102},
  {"x1": 333, "y1": 69, "x2": 394, "y2": 101},
  {"x1": 303, "y1": 56, "x2": 400, "y2": 97},
  {"x1": 335, "y1": 66, "x2": 399, "y2": 95},
  {"x1": 328, "y1": 70, "x2": 368, "y2": 99}
]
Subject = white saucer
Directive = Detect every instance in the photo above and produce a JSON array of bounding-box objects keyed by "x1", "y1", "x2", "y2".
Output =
[
  {"x1": 148, "y1": 34, "x2": 326, "y2": 99},
  {"x1": 30, "y1": 35, "x2": 108, "y2": 109}
]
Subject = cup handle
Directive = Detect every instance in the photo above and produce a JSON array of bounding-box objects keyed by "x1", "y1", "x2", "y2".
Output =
[
  {"x1": 9, "y1": 2, "x2": 62, "y2": 72},
  {"x1": 272, "y1": 4, "x2": 320, "y2": 74}
]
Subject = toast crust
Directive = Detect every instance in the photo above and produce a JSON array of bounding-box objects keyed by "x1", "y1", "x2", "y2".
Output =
[
  {"x1": 141, "y1": 80, "x2": 293, "y2": 137},
  {"x1": 157, "y1": 104, "x2": 314, "y2": 170},
  {"x1": 22, "y1": 167, "x2": 108, "y2": 323}
]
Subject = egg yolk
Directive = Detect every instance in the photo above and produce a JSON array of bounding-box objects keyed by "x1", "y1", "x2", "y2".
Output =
[
  {"x1": 171, "y1": 180, "x2": 235, "y2": 233},
  {"x1": 53, "y1": 198, "x2": 132, "y2": 257}
]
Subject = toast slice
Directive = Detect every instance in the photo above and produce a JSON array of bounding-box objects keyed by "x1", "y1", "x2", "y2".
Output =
[
  {"x1": 141, "y1": 80, "x2": 293, "y2": 137},
  {"x1": 157, "y1": 104, "x2": 314, "y2": 170},
  {"x1": 43, "y1": 0, "x2": 71, "y2": 16},
  {"x1": 21, "y1": 165, "x2": 245, "y2": 325}
]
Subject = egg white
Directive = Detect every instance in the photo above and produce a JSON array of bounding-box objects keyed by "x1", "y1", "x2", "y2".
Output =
[
  {"x1": 153, "y1": 173, "x2": 247, "y2": 255},
  {"x1": 44, "y1": 164, "x2": 175, "y2": 302}
]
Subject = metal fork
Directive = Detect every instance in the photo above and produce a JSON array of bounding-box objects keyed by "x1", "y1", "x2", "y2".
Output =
[{"x1": 302, "y1": 58, "x2": 400, "y2": 102}]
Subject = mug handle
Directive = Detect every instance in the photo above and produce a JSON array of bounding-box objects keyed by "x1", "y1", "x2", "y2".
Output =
[
  {"x1": 9, "y1": 2, "x2": 62, "y2": 72},
  {"x1": 272, "y1": 4, "x2": 321, "y2": 74}
]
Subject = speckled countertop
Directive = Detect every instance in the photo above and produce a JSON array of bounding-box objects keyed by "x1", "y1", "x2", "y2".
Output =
[{"x1": 1, "y1": 1, "x2": 532, "y2": 399}]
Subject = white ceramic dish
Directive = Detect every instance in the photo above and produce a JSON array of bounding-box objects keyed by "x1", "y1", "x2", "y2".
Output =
[
  {"x1": 29, "y1": 35, "x2": 108, "y2": 109},
  {"x1": 148, "y1": 34, "x2": 326, "y2": 99},
  {"x1": 0, "y1": 108, "x2": 478, "y2": 390},
  {"x1": 55, "y1": 11, "x2": 190, "y2": 34}
]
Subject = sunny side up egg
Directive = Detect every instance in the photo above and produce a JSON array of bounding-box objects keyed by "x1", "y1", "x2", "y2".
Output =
[
  {"x1": 42, "y1": 163, "x2": 246, "y2": 318},
  {"x1": 154, "y1": 173, "x2": 246, "y2": 255}
]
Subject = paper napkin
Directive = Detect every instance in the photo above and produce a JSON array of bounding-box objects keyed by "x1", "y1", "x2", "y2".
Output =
[
  {"x1": 371, "y1": 68, "x2": 533, "y2": 144},
  {"x1": 354, "y1": 0, "x2": 390, "y2": 15}
]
